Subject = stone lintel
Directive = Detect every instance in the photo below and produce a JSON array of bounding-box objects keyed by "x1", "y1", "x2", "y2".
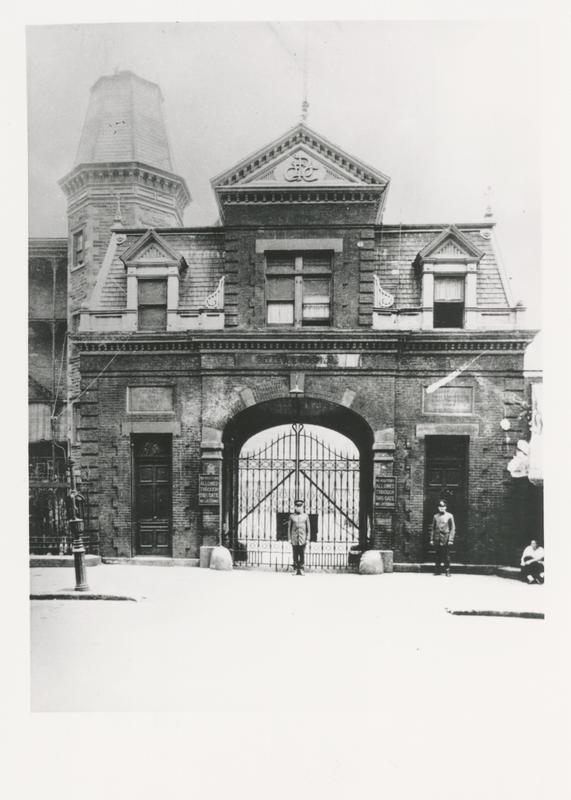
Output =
[
  {"x1": 121, "y1": 420, "x2": 180, "y2": 435},
  {"x1": 415, "y1": 423, "x2": 479, "y2": 438},
  {"x1": 256, "y1": 238, "x2": 343, "y2": 253}
]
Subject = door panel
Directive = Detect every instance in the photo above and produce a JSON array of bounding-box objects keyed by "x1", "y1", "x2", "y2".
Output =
[
  {"x1": 424, "y1": 437, "x2": 468, "y2": 560},
  {"x1": 134, "y1": 437, "x2": 172, "y2": 556}
]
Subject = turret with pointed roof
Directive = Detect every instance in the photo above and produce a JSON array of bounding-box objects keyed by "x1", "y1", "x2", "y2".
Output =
[{"x1": 59, "y1": 70, "x2": 190, "y2": 321}]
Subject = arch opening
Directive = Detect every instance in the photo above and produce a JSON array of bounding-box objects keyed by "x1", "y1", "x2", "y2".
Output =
[{"x1": 222, "y1": 397, "x2": 374, "y2": 570}]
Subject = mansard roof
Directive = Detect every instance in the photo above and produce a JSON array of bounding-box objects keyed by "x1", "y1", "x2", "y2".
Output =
[
  {"x1": 88, "y1": 221, "x2": 512, "y2": 316},
  {"x1": 376, "y1": 223, "x2": 509, "y2": 308},
  {"x1": 90, "y1": 228, "x2": 225, "y2": 312}
]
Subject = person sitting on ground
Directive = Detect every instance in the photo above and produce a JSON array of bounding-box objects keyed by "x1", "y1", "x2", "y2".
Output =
[{"x1": 520, "y1": 539, "x2": 545, "y2": 584}]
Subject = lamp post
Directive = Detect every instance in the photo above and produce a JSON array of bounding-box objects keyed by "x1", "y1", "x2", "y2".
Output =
[{"x1": 66, "y1": 461, "x2": 89, "y2": 591}]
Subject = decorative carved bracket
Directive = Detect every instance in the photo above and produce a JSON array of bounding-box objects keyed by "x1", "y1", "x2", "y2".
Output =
[
  {"x1": 204, "y1": 276, "x2": 225, "y2": 310},
  {"x1": 373, "y1": 274, "x2": 395, "y2": 308}
]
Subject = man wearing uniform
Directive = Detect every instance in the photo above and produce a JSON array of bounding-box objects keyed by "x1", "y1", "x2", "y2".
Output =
[
  {"x1": 288, "y1": 499, "x2": 311, "y2": 575},
  {"x1": 430, "y1": 499, "x2": 456, "y2": 577}
]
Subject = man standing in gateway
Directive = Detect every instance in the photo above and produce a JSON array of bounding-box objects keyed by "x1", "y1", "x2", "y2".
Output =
[{"x1": 288, "y1": 499, "x2": 311, "y2": 576}]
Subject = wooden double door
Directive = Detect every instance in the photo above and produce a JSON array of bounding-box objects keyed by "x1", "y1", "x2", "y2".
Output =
[
  {"x1": 423, "y1": 436, "x2": 468, "y2": 561},
  {"x1": 134, "y1": 435, "x2": 172, "y2": 556}
]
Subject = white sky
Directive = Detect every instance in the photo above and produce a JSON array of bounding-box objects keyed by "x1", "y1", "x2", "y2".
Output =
[
  {"x1": 242, "y1": 425, "x2": 358, "y2": 456},
  {"x1": 27, "y1": 20, "x2": 541, "y2": 327}
]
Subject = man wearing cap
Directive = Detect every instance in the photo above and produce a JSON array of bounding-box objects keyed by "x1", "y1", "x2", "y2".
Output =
[
  {"x1": 430, "y1": 499, "x2": 456, "y2": 577},
  {"x1": 288, "y1": 499, "x2": 311, "y2": 575}
]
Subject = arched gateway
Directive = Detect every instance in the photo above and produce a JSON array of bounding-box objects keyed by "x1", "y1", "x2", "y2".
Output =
[{"x1": 222, "y1": 397, "x2": 374, "y2": 570}]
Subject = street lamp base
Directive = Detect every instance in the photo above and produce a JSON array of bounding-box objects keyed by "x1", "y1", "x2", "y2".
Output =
[{"x1": 73, "y1": 547, "x2": 89, "y2": 592}]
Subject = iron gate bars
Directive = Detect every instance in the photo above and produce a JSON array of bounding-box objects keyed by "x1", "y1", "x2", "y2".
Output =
[{"x1": 235, "y1": 426, "x2": 360, "y2": 570}]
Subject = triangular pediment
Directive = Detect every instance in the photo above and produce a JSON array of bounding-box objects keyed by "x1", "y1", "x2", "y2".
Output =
[
  {"x1": 242, "y1": 145, "x2": 362, "y2": 187},
  {"x1": 211, "y1": 123, "x2": 390, "y2": 191},
  {"x1": 418, "y1": 225, "x2": 484, "y2": 263},
  {"x1": 120, "y1": 229, "x2": 184, "y2": 267}
]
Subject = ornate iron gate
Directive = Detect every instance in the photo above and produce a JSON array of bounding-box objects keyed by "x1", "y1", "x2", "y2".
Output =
[{"x1": 233, "y1": 425, "x2": 361, "y2": 570}]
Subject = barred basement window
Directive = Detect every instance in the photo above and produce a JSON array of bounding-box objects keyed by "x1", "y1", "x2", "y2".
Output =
[
  {"x1": 433, "y1": 276, "x2": 465, "y2": 328},
  {"x1": 138, "y1": 279, "x2": 167, "y2": 331},
  {"x1": 266, "y1": 251, "x2": 331, "y2": 326}
]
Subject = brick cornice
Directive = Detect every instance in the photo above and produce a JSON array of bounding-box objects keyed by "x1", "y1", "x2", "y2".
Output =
[{"x1": 73, "y1": 330, "x2": 537, "y2": 354}]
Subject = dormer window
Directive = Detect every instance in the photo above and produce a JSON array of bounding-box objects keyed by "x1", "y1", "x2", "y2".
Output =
[
  {"x1": 119, "y1": 230, "x2": 189, "y2": 333},
  {"x1": 433, "y1": 277, "x2": 465, "y2": 328},
  {"x1": 415, "y1": 226, "x2": 484, "y2": 331}
]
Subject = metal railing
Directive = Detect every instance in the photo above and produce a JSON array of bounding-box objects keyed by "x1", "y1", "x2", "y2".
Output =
[
  {"x1": 29, "y1": 457, "x2": 69, "y2": 485},
  {"x1": 29, "y1": 481, "x2": 94, "y2": 556}
]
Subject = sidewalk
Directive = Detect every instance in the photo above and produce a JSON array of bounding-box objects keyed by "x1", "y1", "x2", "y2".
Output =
[{"x1": 30, "y1": 563, "x2": 546, "y2": 618}]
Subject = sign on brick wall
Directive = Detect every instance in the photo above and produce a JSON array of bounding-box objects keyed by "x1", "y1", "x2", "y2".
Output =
[
  {"x1": 374, "y1": 476, "x2": 396, "y2": 509},
  {"x1": 198, "y1": 475, "x2": 220, "y2": 506},
  {"x1": 128, "y1": 386, "x2": 174, "y2": 413},
  {"x1": 422, "y1": 386, "x2": 473, "y2": 415}
]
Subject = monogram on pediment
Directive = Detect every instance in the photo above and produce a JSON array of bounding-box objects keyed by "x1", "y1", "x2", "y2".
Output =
[
  {"x1": 272, "y1": 151, "x2": 327, "y2": 184},
  {"x1": 284, "y1": 153, "x2": 321, "y2": 183}
]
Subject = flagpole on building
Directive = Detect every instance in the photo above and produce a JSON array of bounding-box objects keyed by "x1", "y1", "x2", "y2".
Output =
[{"x1": 425, "y1": 351, "x2": 490, "y2": 394}]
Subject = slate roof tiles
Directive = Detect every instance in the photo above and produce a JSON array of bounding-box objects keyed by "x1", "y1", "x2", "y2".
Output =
[{"x1": 93, "y1": 224, "x2": 510, "y2": 313}]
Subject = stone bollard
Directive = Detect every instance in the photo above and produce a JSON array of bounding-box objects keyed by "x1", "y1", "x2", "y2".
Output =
[
  {"x1": 199, "y1": 545, "x2": 215, "y2": 568},
  {"x1": 359, "y1": 549, "x2": 384, "y2": 575},
  {"x1": 209, "y1": 546, "x2": 233, "y2": 571}
]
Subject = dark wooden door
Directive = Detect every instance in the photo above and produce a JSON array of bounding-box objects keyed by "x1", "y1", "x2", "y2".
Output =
[
  {"x1": 423, "y1": 437, "x2": 468, "y2": 561},
  {"x1": 134, "y1": 437, "x2": 172, "y2": 556}
]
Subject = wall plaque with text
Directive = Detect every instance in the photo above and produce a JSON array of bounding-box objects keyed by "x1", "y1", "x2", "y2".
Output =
[
  {"x1": 375, "y1": 476, "x2": 397, "y2": 509},
  {"x1": 198, "y1": 475, "x2": 220, "y2": 506},
  {"x1": 128, "y1": 386, "x2": 174, "y2": 413},
  {"x1": 423, "y1": 386, "x2": 473, "y2": 415}
]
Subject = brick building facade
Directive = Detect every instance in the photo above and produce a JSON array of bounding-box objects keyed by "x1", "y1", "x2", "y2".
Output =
[{"x1": 30, "y1": 70, "x2": 539, "y2": 567}]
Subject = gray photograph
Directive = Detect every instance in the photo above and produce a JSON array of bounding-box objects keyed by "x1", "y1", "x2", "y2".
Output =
[{"x1": 26, "y1": 19, "x2": 552, "y2": 799}]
